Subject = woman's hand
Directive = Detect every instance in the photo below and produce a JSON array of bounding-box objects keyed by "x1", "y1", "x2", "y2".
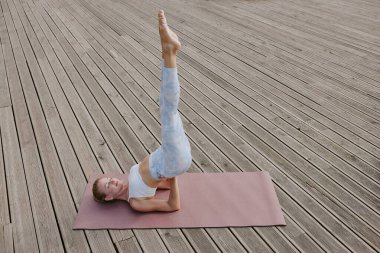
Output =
[{"x1": 157, "y1": 179, "x2": 171, "y2": 189}]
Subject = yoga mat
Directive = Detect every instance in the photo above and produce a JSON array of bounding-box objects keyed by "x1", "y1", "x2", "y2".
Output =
[{"x1": 73, "y1": 171, "x2": 286, "y2": 229}]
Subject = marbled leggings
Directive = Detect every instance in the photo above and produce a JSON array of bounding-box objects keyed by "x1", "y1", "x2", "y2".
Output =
[{"x1": 149, "y1": 61, "x2": 192, "y2": 180}]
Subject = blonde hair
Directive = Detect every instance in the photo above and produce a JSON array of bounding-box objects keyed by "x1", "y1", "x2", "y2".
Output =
[{"x1": 92, "y1": 177, "x2": 106, "y2": 202}]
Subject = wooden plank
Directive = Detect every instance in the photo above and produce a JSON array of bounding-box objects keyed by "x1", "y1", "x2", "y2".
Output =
[
  {"x1": 53, "y1": 9, "x2": 161, "y2": 159},
  {"x1": 0, "y1": 106, "x2": 38, "y2": 252},
  {"x1": 0, "y1": 123, "x2": 11, "y2": 252},
  {"x1": 287, "y1": 0, "x2": 380, "y2": 36},
  {"x1": 255, "y1": 3, "x2": 378, "y2": 84},
  {"x1": 33, "y1": 0, "x2": 187, "y2": 251},
  {"x1": 186, "y1": 1, "x2": 380, "y2": 129},
  {"x1": 58, "y1": 0, "x2": 338, "y2": 252},
  {"x1": 180, "y1": 229, "x2": 224, "y2": 253},
  {"x1": 172, "y1": 53, "x2": 380, "y2": 249},
  {"x1": 236, "y1": 123, "x2": 379, "y2": 251},
  {"x1": 36, "y1": 1, "x2": 146, "y2": 164},
  {"x1": 21, "y1": 0, "x2": 117, "y2": 193},
  {"x1": 251, "y1": 1, "x2": 380, "y2": 77},
  {"x1": 24, "y1": 0, "x2": 121, "y2": 190},
  {"x1": 56, "y1": 1, "x2": 268, "y2": 251},
  {"x1": 133, "y1": 0, "x2": 379, "y2": 211},
  {"x1": 3, "y1": 0, "x2": 67, "y2": 249},
  {"x1": 253, "y1": 0, "x2": 380, "y2": 55},
  {"x1": 175, "y1": 46, "x2": 380, "y2": 213},
  {"x1": 55, "y1": 4, "x2": 242, "y2": 172},
  {"x1": 42, "y1": 5, "x2": 180, "y2": 253},
  {"x1": 3, "y1": 0, "x2": 378, "y2": 252},
  {"x1": 25, "y1": 0, "x2": 135, "y2": 248},
  {"x1": 50, "y1": 3, "x2": 228, "y2": 252},
  {"x1": 7, "y1": 0, "x2": 113, "y2": 251},
  {"x1": 180, "y1": 0, "x2": 380, "y2": 117},
  {"x1": 218, "y1": 50, "x2": 380, "y2": 168},
  {"x1": 153, "y1": 13, "x2": 380, "y2": 190},
  {"x1": 238, "y1": 0, "x2": 380, "y2": 67},
  {"x1": 213, "y1": 49, "x2": 380, "y2": 167},
  {"x1": 162, "y1": 0, "x2": 378, "y2": 232},
  {"x1": 157, "y1": 229, "x2": 195, "y2": 253},
  {"x1": 10, "y1": 0, "x2": 123, "y2": 251},
  {"x1": 116, "y1": 236, "x2": 143, "y2": 253},
  {"x1": 153, "y1": 1, "x2": 380, "y2": 168},
  {"x1": 203, "y1": 0, "x2": 377, "y2": 67},
  {"x1": 98, "y1": 1, "x2": 380, "y2": 251},
  {"x1": 0, "y1": 27, "x2": 11, "y2": 108},
  {"x1": 176, "y1": 23, "x2": 380, "y2": 251},
  {"x1": 3, "y1": 0, "x2": 67, "y2": 250},
  {"x1": 177, "y1": 53, "x2": 378, "y2": 249},
  {"x1": 61, "y1": 0, "x2": 320, "y2": 252},
  {"x1": 230, "y1": 227, "x2": 274, "y2": 253},
  {"x1": 317, "y1": 0, "x2": 380, "y2": 19},
  {"x1": 3, "y1": 223, "x2": 13, "y2": 253},
  {"x1": 2, "y1": 0, "x2": 84, "y2": 251},
  {"x1": 26, "y1": 1, "x2": 133, "y2": 173},
  {"x1": 21, "y1": 0, "x2": 136, "y2": 251},
  {"x1": 54, "y1": 0, "x2": 255, "y2": 251}
]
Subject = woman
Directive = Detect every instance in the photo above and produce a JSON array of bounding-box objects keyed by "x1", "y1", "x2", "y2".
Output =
[{"x1": 92, "y1": 10, "x2": 192, "y2": 212}]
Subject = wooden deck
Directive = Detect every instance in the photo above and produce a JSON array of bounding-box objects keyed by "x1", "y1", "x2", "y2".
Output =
[{"x1": 0, "y1": 0, "x2": 379, "y2": 251}]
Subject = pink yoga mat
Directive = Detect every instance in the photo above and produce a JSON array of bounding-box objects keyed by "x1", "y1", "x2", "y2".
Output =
[{"x1": 73, "y1": 171, "x2": 286, "y2": 229}]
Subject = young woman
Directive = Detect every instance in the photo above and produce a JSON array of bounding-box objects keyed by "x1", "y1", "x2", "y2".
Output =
[{"x1": 92, "y1": 10, "x2": 192, "y2": 212}]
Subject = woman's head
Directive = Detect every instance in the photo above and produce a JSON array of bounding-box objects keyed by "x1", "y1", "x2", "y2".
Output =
[{"x1": 92, "y1": 177, "x2": 125, "y2": 202}]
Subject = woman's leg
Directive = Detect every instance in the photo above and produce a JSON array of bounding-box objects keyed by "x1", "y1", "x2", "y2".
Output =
[{"x1": 149, "y1": 10, "x2": 192, "y2": 180}]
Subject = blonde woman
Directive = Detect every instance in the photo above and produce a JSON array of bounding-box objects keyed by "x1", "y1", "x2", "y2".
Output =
[{"x1": 92, "y1": 10, "x2": 192, "y2": 212}]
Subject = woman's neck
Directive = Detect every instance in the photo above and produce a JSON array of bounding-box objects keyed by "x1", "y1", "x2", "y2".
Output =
[{"x1": 115, "y1": 184, "x2": 129, "y2": 201}]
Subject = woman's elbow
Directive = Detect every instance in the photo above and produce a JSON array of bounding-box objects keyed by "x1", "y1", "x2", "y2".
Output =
[{"x1": 170, "y1": 202, "x2": 180, "y2": 211}]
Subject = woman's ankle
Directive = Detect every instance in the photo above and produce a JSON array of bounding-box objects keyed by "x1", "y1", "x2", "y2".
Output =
[{"x1": 163, "y1": 53, "x2": 177, "y2": 68}]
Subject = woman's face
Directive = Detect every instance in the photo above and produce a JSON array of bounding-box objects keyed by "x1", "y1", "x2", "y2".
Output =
[{"x1": 98, "y1": 177, "x2": 124, "y2": 201}]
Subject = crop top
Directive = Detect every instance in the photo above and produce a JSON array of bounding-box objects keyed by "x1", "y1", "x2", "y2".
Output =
[{"x1": 128, "y1": 164, "x2": 157, "y2": 201}]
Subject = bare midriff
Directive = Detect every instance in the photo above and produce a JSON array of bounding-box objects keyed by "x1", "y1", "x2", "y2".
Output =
[{"x1": 139, "y1": 155, "x2": 161, "y2": 188}]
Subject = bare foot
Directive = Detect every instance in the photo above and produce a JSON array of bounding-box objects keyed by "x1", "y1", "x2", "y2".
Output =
[{"x1": 158, "y1": 10, "x2": 181, "y2": 55}]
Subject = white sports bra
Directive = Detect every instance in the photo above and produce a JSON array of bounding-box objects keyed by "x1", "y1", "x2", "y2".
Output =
[{"x1": 128, "y1": 164, "x2": 157, "y2": 201}]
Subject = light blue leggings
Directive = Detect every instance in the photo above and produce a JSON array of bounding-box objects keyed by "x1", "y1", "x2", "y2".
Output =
[{"x1": 149, "y1": 61, "x2": 192, "y2": 180}]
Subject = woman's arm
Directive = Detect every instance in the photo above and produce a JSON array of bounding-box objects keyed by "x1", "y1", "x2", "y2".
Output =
[
  {"x1": 167, "y1": 177, "x2": 180, "y2": 208},
  {"x1": 130, "y1": 177, "x2": 180, "y2": 212}
]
